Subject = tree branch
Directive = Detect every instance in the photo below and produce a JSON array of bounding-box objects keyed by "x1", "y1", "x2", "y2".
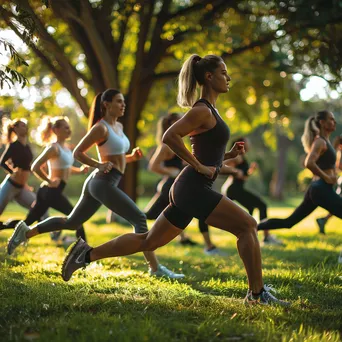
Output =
[{"x1": 153, "y1": 70, "x2": 179, "y2": 80}]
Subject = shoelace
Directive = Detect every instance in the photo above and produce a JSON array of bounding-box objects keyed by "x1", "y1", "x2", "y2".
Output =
[{"x1": 263, "y1": 284, "x2": 277, "y2": 294}]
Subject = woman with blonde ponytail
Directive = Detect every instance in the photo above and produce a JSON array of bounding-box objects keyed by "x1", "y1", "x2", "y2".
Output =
[
  {"x1": 0, "y1": 118, "x2": 48, "y2": 225},
  {"x1": 5, "y1": 116, "x2": 87, "y2": 244},
  {"x1": 9, "y1": 89, "x2": 184, "y2": 280},
  {"x1": 54, "y1": 55, "x2": 289, "y2": 305},
  {"x1": 258, "y1": 110, "x2": 342, "y2": 233}
]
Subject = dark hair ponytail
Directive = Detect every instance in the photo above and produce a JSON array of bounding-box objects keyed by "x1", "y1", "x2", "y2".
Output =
[{"x1": 88, "y1": 89, "x2": 121, "y2": 131}]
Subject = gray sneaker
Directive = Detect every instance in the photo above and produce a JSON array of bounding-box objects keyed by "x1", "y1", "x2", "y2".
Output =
[
  {"x1": 244, "y1": 284, "x2": 290, "y2": 306},
  {"x1": 204, "y1": 247, "x2": 227, "y2": 256},
  {"x1": 263, "y1": 235, "x2": 286, "y2": 246},
  {"x1": 7, "y1": 221, "x2": 30, "y2": 255},
  {"x1": 61, "y1": 237, "x2": 92, "y2": 281},
  {"x1": 149, "y1": 264, "x2": 185, "y2": 279}
]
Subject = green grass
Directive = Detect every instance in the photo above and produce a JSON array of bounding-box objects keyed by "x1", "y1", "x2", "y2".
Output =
[{"x1": 0, "y1": 199, "x2": 341, "y2": 341}]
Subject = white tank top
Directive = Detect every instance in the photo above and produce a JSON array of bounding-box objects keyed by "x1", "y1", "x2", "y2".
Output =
[
  {"x1": 97, "y1": 119, "x2": 130, "y2": 156},
  {"x1": 48, "y1": 143, "x2": 74, "y2": 170}
]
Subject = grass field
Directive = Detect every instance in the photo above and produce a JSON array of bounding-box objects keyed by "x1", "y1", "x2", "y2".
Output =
[{"x1": 0, "y1": 198, "x2": 341, "y2": 341}]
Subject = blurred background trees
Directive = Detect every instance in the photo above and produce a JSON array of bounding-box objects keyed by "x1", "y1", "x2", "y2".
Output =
[{"x1": 0, "y1": 0, "x2": 341, "y2": 200}]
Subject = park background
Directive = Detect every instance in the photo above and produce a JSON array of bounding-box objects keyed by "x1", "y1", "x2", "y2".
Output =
[{"x1": 0, "y1": 1, "x2": 341, "y2": 341}]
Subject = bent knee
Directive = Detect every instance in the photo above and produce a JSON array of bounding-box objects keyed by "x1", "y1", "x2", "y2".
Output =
[{"x1": 240, "y1": 216, "x2": 257, "y2": 235}]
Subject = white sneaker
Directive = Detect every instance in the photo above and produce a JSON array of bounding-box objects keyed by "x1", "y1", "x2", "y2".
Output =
[
  {"x1": 7, "y1": 221, "x2": 30, "y2": 255},
  {"x1": 263, "y1": 235, "x2": 286, "y2": 246},
  {"x1": 149, "y1": 264, "x2": 185, "y2": 279},
  {"x1": 338, "y1": 251, "x2": 342, "y2": 264},
  {"x1": 204, "y1": 247, "x2": 227, "y2": 256}
]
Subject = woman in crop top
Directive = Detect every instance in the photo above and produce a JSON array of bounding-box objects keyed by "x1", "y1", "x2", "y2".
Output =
[
  {"x1": 58, "y1": 54, "x2": 288, "y2": 305},
  {"x1": 5, "y1": 116, "x2": 87, "y2": 242},
  {"x1": 221, "y1": 137, "x2": 284, "y2": 246},
  {"x1": 0, "y1": 118, "x2": 48, "y2": 222},
  {"x1": 258, "y1": 111, "x2": 342, "y2": 232},
  {"x1": 145, "y1": 112, "x2": 223, "y2": 255},
  {"x1": 8, "y1": 90, "x2": 184, "y2": 279}
]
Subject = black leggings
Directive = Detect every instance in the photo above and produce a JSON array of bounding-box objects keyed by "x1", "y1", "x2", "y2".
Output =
[
  {"x1": 145, "y1": 177, "x2": 209, "y2": 233},
  {"x1": 258, "y1": 179, "x2": 342, "y2": 231},
  {"x1": 6, "y1": 181, "x2": 86, "y2": 240},
  {"x1": 227, "y1": 182, "x2": 267, "y2": 220}
]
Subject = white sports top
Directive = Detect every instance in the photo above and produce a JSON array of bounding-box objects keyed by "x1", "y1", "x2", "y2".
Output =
[
  {"x1": 48, "y1": 143, "x2": 74, "y2": 170},
  {"x1": 97, "y1": 119, "x2": 130, "y2": 156}
]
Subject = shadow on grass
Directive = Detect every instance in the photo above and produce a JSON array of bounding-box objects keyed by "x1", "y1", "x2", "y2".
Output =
[{"x1": 0, "y1": 269, "x2": 341, "y2": 342}]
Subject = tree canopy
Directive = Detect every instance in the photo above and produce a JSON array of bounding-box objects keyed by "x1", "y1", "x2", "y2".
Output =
[{"x1": 1, "y1": 0, "x2": 341, "y2": 198}]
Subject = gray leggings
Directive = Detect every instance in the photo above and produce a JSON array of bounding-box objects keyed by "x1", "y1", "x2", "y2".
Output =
[
  {"x1": 0, "y1": 175, "x2": 48, "y2": 220},
  {"x1": 35, "y1": 169, "x2": 148, "y2": 234}
]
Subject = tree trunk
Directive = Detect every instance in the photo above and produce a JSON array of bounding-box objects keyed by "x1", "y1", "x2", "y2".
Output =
[
  {"x1": 269, "y1": 133, "x2": 291, "y2": 200},
  {"x1": 120, "y1": 76, "x2": 154, "y2": 201}
]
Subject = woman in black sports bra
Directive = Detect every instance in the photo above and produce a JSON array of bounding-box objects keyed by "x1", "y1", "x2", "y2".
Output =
[
  {"x1": 0, "y1": 118, "x2": 48, "y2": 223},
  {"x1": 258, "y1": 111, "x2": 342, "y2": 232},
  {"x1": 61, "y1": 54, "x2": 288, "y2": 305},
  {"x1": 145, "y1": 112, "x2": 222, "y2": 255}
]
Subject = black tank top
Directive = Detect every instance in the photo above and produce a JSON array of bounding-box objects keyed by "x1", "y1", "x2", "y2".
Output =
[
  {"x1": 164, "y1": 154, "x2": 183, "y2": 170},
  {"x1": 190, "y1": 99, "x2": 230, "y2": 167},
  {"x1": 316, "y1": 137, "x2": 336, "y2": 170},
  {"x1": 232, "y1": 158, "x2": 249, "y2": 186}
]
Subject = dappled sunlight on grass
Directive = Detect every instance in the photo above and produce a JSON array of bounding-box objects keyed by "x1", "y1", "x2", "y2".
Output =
[{"x1": 0, "y1": 204, "x2": 341, "y2": 341}]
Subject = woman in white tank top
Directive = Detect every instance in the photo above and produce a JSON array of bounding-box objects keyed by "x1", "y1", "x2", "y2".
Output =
[{"x1": 5, "y1": 116, "x2": 88, "y2": 244}]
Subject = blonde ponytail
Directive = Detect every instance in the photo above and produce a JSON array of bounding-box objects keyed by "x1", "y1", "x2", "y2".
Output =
[
  {"x1": 36, "y1": 116, "x2": 69, "y2": 145},
  {"x1": 177, "y1": 54, "x2": 224, "y2": 108},
  {"x1": 301, "y1": 111, "x2": 330, "y2": 153}
]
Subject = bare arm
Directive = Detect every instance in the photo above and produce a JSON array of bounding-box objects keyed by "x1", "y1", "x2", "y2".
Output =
[
  {"x1": 73, "y1": 123, "x2": 109, "y2": 170},
  {"x1": 31, "y1": 145, "x2": 58, "y2": 185},
  {"x1": 71, "y1": 165, "x2": 89, "y2": 175},
  {"x1": 0, "y1": 144, "x2": 15, "y2": 174},
  {"x1": 126, "y1": 147, "x2": 143, "y2": 164},
  {"x1": 148, "y1": 144, "x2": 180, "y2": 177},
  {"x1": 305, "y1": 138, "x2": 336, "y2": 184}
]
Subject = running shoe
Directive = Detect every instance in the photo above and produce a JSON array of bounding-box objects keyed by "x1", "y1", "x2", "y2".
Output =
[
  {"x1": 179, "y1": 238, "x2": 198, "y2": 246},
  {"x1": 149, "y1": 264, "x2": 185, "y2": 279},
  {"x1": 263, "y1": 235, "x2": 286, "y2": 246},
  {"x1": 7, "y1": 221, "x2": 30, "y2": 255},
  {"x1": 244, "y1": 284, "x2": 290, "y2": 306},
  {"x1": 204, "y1": 246, "x2": 227, "y2": 256},
  {"x1": 338, "y1": 250, "x2": 342, "y2": 264},
  {"x1": 61, "y1": 237, "x2": 92, "y2": 281}
]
